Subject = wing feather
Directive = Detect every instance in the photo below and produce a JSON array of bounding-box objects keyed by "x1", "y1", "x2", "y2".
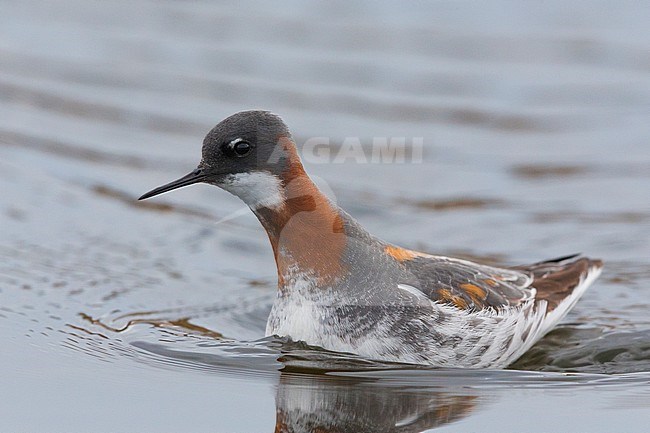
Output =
[{"x1": 400, "y1": 255, "x2": 535, "y2": 311}]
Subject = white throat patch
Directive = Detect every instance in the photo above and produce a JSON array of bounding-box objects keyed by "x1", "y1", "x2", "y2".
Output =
[{"x1": 220, "y1": 171, "x2": 285, "y2": 210}]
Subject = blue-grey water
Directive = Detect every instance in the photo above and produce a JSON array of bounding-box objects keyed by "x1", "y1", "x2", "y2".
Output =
[{"x1": 1, "y1": 1, "x2": 650, "y2": 432}]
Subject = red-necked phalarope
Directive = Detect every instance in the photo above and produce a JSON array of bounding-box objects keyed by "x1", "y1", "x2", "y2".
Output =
[{"x1": 139, "y1": 110, "x2": 603, "y2": 368}]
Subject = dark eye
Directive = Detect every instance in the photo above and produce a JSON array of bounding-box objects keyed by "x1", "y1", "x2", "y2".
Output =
[{"x1": 225, "y1": 138, "x2": 253, "y2": 157}]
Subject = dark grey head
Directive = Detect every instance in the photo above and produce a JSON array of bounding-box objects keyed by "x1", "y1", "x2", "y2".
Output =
[{"x1": 139, "y1": 110, "x2": 298, "y2": 205}]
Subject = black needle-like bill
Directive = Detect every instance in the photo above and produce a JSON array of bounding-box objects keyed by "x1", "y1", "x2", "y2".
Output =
[{"x1": 138, "y1": 169, "x2": 206, "y2": 200}]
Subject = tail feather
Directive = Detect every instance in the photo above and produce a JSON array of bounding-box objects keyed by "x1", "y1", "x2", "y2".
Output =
[
  {"x1": 514, "y1": 256, "x2": 603, "y2": 312},
  {"x1": 512, "y1": 256, "x2": 602, "y2": 337}
]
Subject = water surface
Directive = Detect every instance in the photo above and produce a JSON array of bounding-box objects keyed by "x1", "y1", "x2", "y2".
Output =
[{"x1": 1, "y1": 1, "x2": 650, "y2": 432}]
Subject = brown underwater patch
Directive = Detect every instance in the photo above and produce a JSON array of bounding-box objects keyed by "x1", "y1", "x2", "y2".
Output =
[
  {"x1": 79, "y1": 312, "x2": 223, "y2": 338},
  {"x1": 405, "y1": 197, "x2": 503, "y2": 212},
  {"x1": 531, "y1": 211, "x2": 649, "y2": 224},
  {"x1": 512, "y1": 164, "x2": 588, "y2": 179},
  {"x1": 92, "y1": 184, "x2": 213, "y2": 219}
]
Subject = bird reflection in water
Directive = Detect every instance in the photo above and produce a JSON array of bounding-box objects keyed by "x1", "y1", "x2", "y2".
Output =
[{"x1": 273, "y1": 371, "x2": 477, "y2": 433}]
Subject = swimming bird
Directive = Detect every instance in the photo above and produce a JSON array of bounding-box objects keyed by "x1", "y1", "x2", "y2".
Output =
[{"x1": 139, "y1": 110, "x2": 603, "y2": 368}]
